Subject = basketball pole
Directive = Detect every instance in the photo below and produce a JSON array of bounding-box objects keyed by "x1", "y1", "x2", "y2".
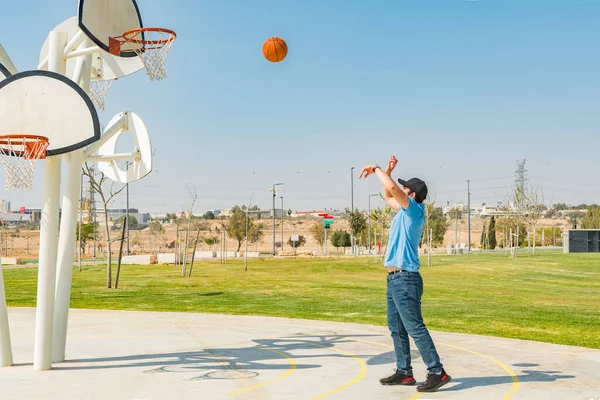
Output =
[
  {"x1": 52, "y1": 39, "x2": 92, "y2": 363},
  {"x1": 0, "y1": 265, "x2": 13, "y2": 367},
  {"x1": 33, "y1": 30, "x2": 67, "y2": 371},
  {"x1": 0, "y1": 43, "x2": 18, "y2": 74}
]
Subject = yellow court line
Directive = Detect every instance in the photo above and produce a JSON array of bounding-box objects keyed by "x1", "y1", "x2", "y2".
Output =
[
  {"x1": 228, "y1": 347, "x2": 297, "y2": 396},
  {"x1": 71, "y1": 330, "x2": 299, "y2": 397},
  {"x1": 309, "y1": 343, "x2": 368, "y2": 400},
  {"x1": 438, "y1": 341, "x2": 520, "y2": 400},
  {"x1": 70, "y1": 320, "x2": 520, "y2": 399},
  {"x1": 347, "y1": 337, "x2": 520, "y2": 400}
]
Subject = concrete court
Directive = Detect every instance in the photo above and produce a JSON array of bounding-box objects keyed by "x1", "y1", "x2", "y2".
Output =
[{"x1": 1, "y1": 308, "x2": 598, "y2": 400}]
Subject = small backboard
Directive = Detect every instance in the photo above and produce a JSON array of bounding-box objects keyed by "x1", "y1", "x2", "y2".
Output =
[
  {"x1": 78, "y1": 0, "x2": 143, "y2": 58},
  {"x1": 0, "y1": 71, "x2": 100, "y2": 156},
  {"x1": 40, "y1": 17, "x2": 145, "y2": 82},
  {"x1": 97, "y1": 112, "x2": 152, "y2": 183}
]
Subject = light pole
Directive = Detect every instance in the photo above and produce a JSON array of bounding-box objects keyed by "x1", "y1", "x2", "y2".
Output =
[
  {"x1": 270, "y1": 183, "x2": 284, "y2": 255},
  {"x1": 467, "y1": 180, "x2": 471, "y2": 252},
  {"x1": 78, "y1": 173, "x2": 83, "y2": 270},
  {"x1": 126, "y1": 161, "x2": 132, "y2": 256},
  {"x1": 350, "y1": 166, "x2": 355, "y2": 255},
  {"x1": 368, "y1": 193, "x2": 378, "y2": 254},
  {"x1": 280, "y1": 196, "x2": 284, "y2": 253}
]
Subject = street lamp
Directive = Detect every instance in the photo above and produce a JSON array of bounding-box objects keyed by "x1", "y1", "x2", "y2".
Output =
[
  {"x1": 270, "y1": 183, "x2": 284, "y2": 255},
  {"x1": 368, "y1": 193, "x2": 379, "y2": 254},
  {"x1": 125, "y1": 161, "x2": 132, "y2": 256},
  {"x1": 467, "y1": 180, "x2": 471, "y2": 253},
  {"x1": 350, "y1": 167, "x2": 355, "y2": 255},
  {"x1": 280, "y1": 196, "x2": 284, "y2": 253}
]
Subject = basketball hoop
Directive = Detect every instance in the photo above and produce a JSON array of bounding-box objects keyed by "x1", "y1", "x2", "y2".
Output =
[
  {"x1": 0, "y1": 135, "x2": 49, "y2": 190},
  {"x1": 89, "y1": 79, "x2": 115, "y2": 111},
  {"x1": 109, "y1": 28, "x2": 177, "y2": 81}
]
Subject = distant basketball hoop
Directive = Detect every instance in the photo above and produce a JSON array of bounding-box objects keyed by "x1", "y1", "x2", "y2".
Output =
[
  {"x1": 0, "y1": 135, "x2": 49, "y2": 190},
  {"x1": 109, "y1": 28, "x2": 177, "y2": 81}
]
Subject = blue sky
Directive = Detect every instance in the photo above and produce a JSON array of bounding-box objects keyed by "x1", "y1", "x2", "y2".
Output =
[{"x1": 0, "y1": 0, "x2": 599, "y2": 213}]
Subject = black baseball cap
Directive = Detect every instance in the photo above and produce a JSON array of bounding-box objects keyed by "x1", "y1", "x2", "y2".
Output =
[{"x1": 397, "y1": 178, "x2": 428, "y2": 203}]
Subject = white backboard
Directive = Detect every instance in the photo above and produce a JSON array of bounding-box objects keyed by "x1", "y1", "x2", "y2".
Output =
[
  {"x1": 97, "y1": 112, "x2": 152, "y2": 183},
  {"x1": 40, "y1": 17, "x2": 144, "y2": 82},
  {"x1": 78, "y1": 0, "x2": 143, "y2": 58},
  {"x1": 0, "y1": 71, "x2": 100, "y2": 156}
]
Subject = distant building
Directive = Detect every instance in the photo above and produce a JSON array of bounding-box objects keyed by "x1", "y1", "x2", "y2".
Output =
[
  {"x1": 290, "y1": 210, "x2": 325, "y2": 218},
  {"x1": 442, "y1": 203, "x2": 466, "y2": 216},
  {"x1": 0, "y1": 200, "x2": 10, "y2": 213},
  {"x1": 105, "y1": 208, "x2": 151, "y2": 224}
]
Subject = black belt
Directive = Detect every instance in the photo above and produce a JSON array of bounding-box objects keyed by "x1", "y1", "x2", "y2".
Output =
[{"x1": 388, "y1": 269, "x2": 403, "y2": 275}]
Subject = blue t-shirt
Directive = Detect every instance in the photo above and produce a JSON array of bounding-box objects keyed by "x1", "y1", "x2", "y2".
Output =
[{"x1": 384, "y1": 197, "x2": 425, "y2": 272}]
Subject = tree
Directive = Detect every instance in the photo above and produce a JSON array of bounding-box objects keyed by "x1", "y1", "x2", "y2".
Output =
[
  {"x1": 481, "y1": 221, "x2": 488, "y2": 249},
  {"x1": 226, "y1": 208, "x2": 263, "y2": 252},
  {"x1": 204, "y1": 236, "x2": 219, "y2": 250},
  {"x1": 149, "y1": 220, "x2": 165, "y2": 250},
  {"x1": 181, "y1": 185, "x2": 198, "y2": 277},
  {"x1": 165, "y1": 213, "x2": 177, "y2": 221},
  {"x1": 248, "y1": 222, "x2": 265, "y2": 246},
  {"x1": 345, "y1": 208, "x2": 367, "y2": 248},
  {"x1": 309, "y1": 222, "x2": 326, "y2": 250},
  {"x1": 82, "y1": 163, "x2": 127, "y2": 288},
  {"x1": 369, "y1": 206, "x2": 394, "y2": 261},
  {"x1": 76, "y1": 222, "x2": 96, "y2": 253},
  {"x1": 509, "y1": 159, "x2": 545, "y2": 255},
  {"x1": 422, "y1": 204, "x2": 448, "y2": 248},
  {"x1": 552, "y1": 203, "x2": 569, "y2": 211},
  {"x1": 287, "y1": 235, "x2": 306, "y2": 252},
  {"x1": 116, "y1": 215, "x2": 138, "y2": 229},
  {"x1": 203, "y1": 211, "x2": 215, "y2": 220},
  {"x1": 448, "y1": 207, "x2": 463, "y2": 220},
  {"x1": 331, "y1": 230, "x2": 351, "y2": 253},
  {"x1": 488, "y1": 216, "x2": 497, "y2": 250},
  {"x1": 581, "y1": 205, "x2": 600, "y2": 229},
  {"x1": 495, "y1": 216, "x2": 527, "y2": 248}
]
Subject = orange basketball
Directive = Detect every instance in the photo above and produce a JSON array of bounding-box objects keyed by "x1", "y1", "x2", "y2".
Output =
[{"x1": 262, "y1": 37, "x2": 288, "y2": 62}]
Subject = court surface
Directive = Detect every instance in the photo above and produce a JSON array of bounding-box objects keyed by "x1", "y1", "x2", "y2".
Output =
[{"x1": 1, "y1": 308, "x2": 598, "y2": 400}]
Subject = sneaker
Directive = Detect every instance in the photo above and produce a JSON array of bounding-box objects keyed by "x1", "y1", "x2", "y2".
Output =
[
  {"x1": 416, "y1": 369, "x2": 452, "y2": 392},
  {"x1": 379, "y1": 369, "x2": 416, "y2": 386}
]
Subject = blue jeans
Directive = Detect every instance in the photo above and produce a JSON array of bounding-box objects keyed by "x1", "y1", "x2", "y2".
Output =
[{"x1": 386, "y1": 270, "x2": 443, "y2": 375}]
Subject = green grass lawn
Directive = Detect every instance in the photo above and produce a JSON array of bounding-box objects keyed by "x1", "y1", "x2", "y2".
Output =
[{"x1": 3, "y1": 252, "x2": 599, "y2": 349}]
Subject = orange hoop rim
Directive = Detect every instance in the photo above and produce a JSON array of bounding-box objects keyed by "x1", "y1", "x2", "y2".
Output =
[
  {"x1": 0, "y1": 134, "x2": 49, "y2": 159},
  {"x1": 120, "y1": 28, "x2": 177, "y2": 45},
  {"x1": 0, "y1": 134, "x2": 49, "y2": 145}
]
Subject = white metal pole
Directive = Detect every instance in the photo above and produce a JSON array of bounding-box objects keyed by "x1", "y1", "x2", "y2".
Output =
[
  {"x1": 52, "y1": 151, "x2": 84, "y2": 363},
  {"x1": 83, "y1": 113, "x2": 128, "y2": 157},
  {"x1": 244, "y1": 210, "x2": 248, "y2": 271},
  {"x1": 350, "y1": 167, "x2": 355, "y2": 255},
  {"x1": 272, "y1": 185, "x2": 276, "y2": 255},
  {"x1": 0, "y1": 43, "x2": 18, "y2": 74},
  {"x1": 0, "y1": 266, "x2": 13, "y2": 367},
  {"x1": 53, "y1": 39, "x2": 92, "y2": 364},
  {"x1": 368, "y1": 197, "x2": 371, "y2": 254},
  {"x1": 34, "y1": 30, "x2": 67, "y2": 371},
  {"x1": 78, "y1": 173, "x2": 83, "y2": 270}
]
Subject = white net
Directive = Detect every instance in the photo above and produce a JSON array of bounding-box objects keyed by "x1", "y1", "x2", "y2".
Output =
[
  {"x1": 0, "y1": 136, "x2": 49, "y2": 190},
  {"x1": 89, "y1": 80, "x2": 115, "y2": 111},
  {"x1": 123, "y1": 29, "x2": 176, "y2": 81}
]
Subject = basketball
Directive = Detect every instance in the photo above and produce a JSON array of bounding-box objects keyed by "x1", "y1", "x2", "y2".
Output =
[{"x1": 262, "y1": 37, "x2": 288, "y2": 62}]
